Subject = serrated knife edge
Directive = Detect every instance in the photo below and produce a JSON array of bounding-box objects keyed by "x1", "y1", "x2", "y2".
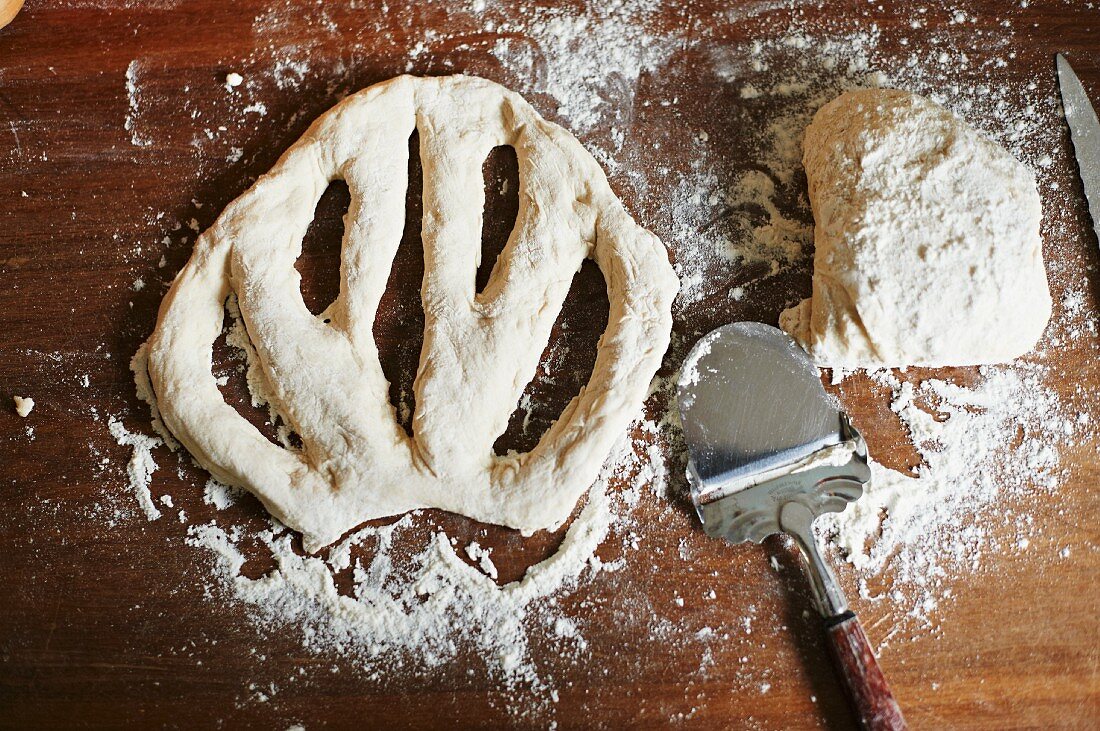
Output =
[{"x1": 1057, "y1": 54, "x2": 1100, "y2": 248}]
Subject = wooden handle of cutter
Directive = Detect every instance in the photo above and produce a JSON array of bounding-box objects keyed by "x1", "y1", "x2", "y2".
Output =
[{"x1": 824, "y1": 611, "x2": 907, "y2": 731}]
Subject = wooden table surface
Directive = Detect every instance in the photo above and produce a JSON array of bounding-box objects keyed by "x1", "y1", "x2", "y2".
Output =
[{"x1": 1, "y1": 1, "x2": 1098, "y2": 728}]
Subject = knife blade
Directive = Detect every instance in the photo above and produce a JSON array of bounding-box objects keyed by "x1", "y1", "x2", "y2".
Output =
[{"x1": 1057, "y1": 54, "x2": 1100, "y2": 247}]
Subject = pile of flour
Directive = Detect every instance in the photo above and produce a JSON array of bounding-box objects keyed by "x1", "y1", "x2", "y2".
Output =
[
  {"x1": 818, "y1": 364, "x2": 1079, "y2": 627},
  {"x1": 183, "y1": 455, "x2": 623, "y2": 696}
]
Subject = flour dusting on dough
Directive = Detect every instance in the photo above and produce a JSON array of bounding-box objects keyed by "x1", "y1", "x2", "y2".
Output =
[{"x1": 782, "y1": 89, "x2": 1050, "y2": 368}]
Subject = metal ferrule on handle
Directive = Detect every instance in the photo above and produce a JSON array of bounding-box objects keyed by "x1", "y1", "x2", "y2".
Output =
[
  {"x1": 778, "y1": 481, "x2": 907, "y2": 731},
  {"x1": 779, "y1": 501, "x2": 848, "y2": 617}
]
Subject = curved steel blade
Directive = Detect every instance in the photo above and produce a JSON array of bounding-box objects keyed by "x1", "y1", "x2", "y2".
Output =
[{"x1": 676, "y1": 322, "x2": 845, "y2": 503}]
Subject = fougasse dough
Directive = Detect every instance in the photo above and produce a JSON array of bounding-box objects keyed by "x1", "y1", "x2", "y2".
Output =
[
  {"x1": 780, "y1": 88, "x2": 1051, "y2": 368},
  {"x1": 145, "y1": 75, "x2": 678, "y2": 553}
]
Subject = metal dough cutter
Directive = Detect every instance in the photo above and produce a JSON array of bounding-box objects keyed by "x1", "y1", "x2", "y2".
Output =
[{"x1": 677, "y1": 322, "x2": 906, "y2": 731}]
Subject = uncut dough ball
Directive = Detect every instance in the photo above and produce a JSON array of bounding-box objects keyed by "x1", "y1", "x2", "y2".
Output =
[{"x1": 780, "y1": 88, "x2": 1051, "y2": 368}]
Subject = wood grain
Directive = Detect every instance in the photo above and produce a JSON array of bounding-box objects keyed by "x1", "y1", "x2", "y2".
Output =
[{"x1": 0, "y1": 1, "x2": 1098, "y2": 729}]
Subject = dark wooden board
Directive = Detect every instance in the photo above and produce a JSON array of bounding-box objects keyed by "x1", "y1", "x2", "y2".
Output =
[{"x1": 1, "y1": 1, "x2": 1098, "y2": 729}]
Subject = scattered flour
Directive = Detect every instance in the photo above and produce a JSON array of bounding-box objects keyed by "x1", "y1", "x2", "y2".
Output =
[
  {"x1": 273, "y1": 58, "x2": 310, "y2": 90},
  {"x1": 203, "y1": 478, "x2": 243, "y2": 510},
  {"x1": 464, "y1": 541, "x2": 500, "y2": 581},
  {"x1": 183, "y1": 425, "x2": 659, "y2": 710},
  {"x1": 819, "y1": 364, "x2": 1075, "y2": 626},
  {"x1": 124, "y1": 60, "x2": 153, "y2": 148},
  {"x1": 107, "y1": 415, "x2": 162, "y2": 521},
  {"x1": 490, "y1": 2, "x2": 674, "y2": 155},
  {"x1": 726, "y1": 170, "x2": 811, "y2": 273}
]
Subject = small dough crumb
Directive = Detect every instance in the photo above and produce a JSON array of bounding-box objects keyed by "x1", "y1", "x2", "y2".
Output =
[
  {"x1": 14, "y1": 396, "x2": 34, "y2": 417},
  {"x1": 225, "y1": 72, "x2": 244, "y2": 90}
]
